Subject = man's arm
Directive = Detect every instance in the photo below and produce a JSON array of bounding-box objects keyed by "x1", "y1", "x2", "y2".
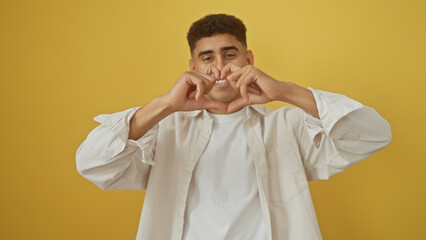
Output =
[
  {"x1": 222, "y1": 64, "x2": 318, "y2": 117},
  {"x1": 220, "y1": 63, "x2": 391, "y2": 179},
  {"x1": 76, "y1": 71, "x2": 226, "y2": 190},
  {"x1": 275, "y1": 82, "x2": 319, "y2": 118},
  {"x1": 128, "y1": 96, "x2": 173, "y2": 140}
]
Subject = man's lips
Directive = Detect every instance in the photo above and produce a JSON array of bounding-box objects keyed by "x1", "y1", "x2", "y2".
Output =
[{"x1": 215, "y1": 79, "x2": 230, "y2": 88}]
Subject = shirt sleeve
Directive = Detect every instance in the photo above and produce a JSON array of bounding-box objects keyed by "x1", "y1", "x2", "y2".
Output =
[
  {"x1": 75, "y1": 106, "x2": 159, "y2": 190},
  {"x1": 295, "y1": 88, "x2": 392, "y2": 181}
]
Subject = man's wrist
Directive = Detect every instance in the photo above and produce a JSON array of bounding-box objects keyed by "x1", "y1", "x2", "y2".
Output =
[
  {"x1": 155, "y1": 95, "x2": 177, "y2": 116},
  {"x1": 276, "y1": 81, "x2": 319, "y2": 118},
  {"x1": 276, "y1": 81, "x2": 296, "y2": 103}
]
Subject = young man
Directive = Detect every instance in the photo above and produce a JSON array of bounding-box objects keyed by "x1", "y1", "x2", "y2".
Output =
[{"x1": 76, "y1": 14, "x2": 392, "y2": 240}]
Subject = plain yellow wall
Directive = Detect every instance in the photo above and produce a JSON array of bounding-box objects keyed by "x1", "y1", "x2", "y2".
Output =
[{"x1": 1, "y1": 0, "x2": 425, "y2": 239}]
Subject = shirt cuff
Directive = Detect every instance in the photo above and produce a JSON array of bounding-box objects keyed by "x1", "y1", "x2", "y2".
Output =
[
  {"x1": 94, "y1": 106, "x2": 142, "y2": 143},
  {"x1": 94, "y1": 106, "x2": 158, "y2": 165},
  {"x1": 304, "y1": 87, "x2": 364, "y2": 145},
  {"x1": 128, "y1": 125, "x2": 159, "y2": 166}
]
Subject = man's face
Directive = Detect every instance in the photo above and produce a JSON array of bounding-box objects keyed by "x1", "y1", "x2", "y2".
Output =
[{"x1": 190, "y1": 33, "x2": 254, "y2": 104}]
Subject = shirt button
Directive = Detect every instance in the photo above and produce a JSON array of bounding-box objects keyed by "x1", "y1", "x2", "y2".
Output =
[
  {"x1": 177, "y1": 228, "x2": 181, "y2": 233},
  {"x1": 191, "y1": 155, "x2": 196, "y2": 160},
  {"x1": 181, "y1": 192, "x2": 185, "y2": 197}
]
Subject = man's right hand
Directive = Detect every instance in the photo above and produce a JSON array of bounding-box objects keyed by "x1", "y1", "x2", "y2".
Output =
[
  {"x1": 161, "y1": 71, "x2": 227, "y2": 113},
  {"x1": 129, "y1": 69, "x2": 226, "y2": 140}
]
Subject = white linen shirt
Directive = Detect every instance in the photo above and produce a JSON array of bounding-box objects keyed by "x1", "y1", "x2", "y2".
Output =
[{"x1": 76, "y1": 88, "x2": 392, "y2": 240}]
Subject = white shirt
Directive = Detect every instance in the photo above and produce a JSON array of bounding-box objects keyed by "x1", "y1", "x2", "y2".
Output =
[
  {"x1": 76, "y1": 88, "x2": 392, "y2": 240},
  {"x1": 183, "y1": 107, "x2": 266, "y2": 240}
]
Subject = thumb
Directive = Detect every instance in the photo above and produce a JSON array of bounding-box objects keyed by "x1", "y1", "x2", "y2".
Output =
[{"x1": 227, "y1": 97, "x2": 250, "y2": 113}]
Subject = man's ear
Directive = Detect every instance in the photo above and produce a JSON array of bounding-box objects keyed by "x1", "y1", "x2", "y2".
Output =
[
  {"x1": 246, "y1": 50, "x2": 254, "y2": 65},
  {"x1": 189, "y1": 59, "x2": 195, "y2": 71}
]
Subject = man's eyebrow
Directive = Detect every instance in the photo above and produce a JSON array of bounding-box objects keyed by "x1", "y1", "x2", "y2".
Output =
[
  {"x1": 198, "y1": 50, "x2": 213, "y2": 58},
  {"x1": 197, "y1": 46, "x2": 239, "y2": 58},
  {"x1": 221, "y1": 46, "x2": 239, "y2": 52}
]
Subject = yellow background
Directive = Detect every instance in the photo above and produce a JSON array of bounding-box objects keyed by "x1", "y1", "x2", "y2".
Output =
[{"x1": 1, "y1": 0, "x2": 425, "y2": 239}]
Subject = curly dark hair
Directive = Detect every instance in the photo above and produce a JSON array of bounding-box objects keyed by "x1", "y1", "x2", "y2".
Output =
[{"x1": 187, "y1": 14, "x2": 247, "y2": 55}]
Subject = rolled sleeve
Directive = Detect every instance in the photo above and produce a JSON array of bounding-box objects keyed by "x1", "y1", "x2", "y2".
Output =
[
  {"x1": 295, "y1": 88, "x2": 392, "y2": 180},
  {"x1": 76, "y1": 106, "x2": 158, "y2": 190},
  {"x1": 128, "y1": 124, "x2": 158, "y2": 166},
  {"x1": 93, "y1": 106, "x2": 158, "y2": 165},
  {"x1": 304, "y1": 87, "x2": 364, "y2": 144}
]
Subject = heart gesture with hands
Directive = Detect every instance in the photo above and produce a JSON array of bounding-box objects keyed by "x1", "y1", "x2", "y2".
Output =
[
  {"x1": 163, "y1": 64, "x2": 288, "y2": 114},
  {"x1": 163, "y1": 71, "x2": 228, "y2": 113}
]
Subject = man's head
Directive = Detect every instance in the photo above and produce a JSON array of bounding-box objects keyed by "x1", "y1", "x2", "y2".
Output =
[
  {"x1": 187, "y1": 14, "x2": 254, "y2": 106},
  {"x1": 187, "y1": 14, "x2": 247, "y2": 55}
]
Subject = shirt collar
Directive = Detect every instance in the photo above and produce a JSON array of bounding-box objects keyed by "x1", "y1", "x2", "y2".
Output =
[{"x1": 249, "y1": 104, "x2": 267, "y2": 115}]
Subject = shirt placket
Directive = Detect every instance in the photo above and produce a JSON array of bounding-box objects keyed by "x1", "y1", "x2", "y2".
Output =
[
  {"x1": 175, "y1": 115, "x2": 213, "y2": 240},
  {"x1": 243, "y1": 110, "x2": 273, "y2": 240}
]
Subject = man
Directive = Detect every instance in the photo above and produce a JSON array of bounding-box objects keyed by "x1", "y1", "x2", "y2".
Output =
[{"x1": 76, "y1": 14, "x2": 392, "y2": 240}]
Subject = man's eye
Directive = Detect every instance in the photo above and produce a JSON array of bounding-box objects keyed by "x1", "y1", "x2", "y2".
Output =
[
  {"x1": 225, "y1": 54, "x2": 236, "y2": 58},
  {"x1": 202, "y1": 57, "x2": 213, "y2": 61}
]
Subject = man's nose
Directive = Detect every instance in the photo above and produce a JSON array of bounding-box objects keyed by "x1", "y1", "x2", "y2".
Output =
[{"x1": 215, "y1": 57, "x2": 226, "y2": 70}]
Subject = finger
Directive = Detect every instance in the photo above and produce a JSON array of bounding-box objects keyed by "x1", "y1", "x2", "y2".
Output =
[
  {"x1": 240, "y1": 83, "x2": 249, "y2": 102},
  {"x1": 235, "y1": 67, "x2": 253, "y2": 88},
  {"x1": 190, "y1": 71, "x2": 216, "y2": 94},
  {"x1": 226, "y1": 66, "x2": 246, "y2": 91},
  {"x1": 195, "y1": 81, "x2": 205, "y2": 100},
  {"x1": 185, "y1": 95, "x2": 227, "y2": 112},
  {"x1": 185, "y1": 73, "x2": 207, "y2": 99},
  {"x1": 227, "y1": 97, "x2": 249, "y2": 113},
  {"x1": 209, "y1": 64, "x2": 221, "y2": 80},
  {"x1": 192, "y1": 71, "x2": 215, "y2": 82},
  {"x1": 200, "y1": 98, "x2": 227, "y2": 112},
  {"x1": 195, "y1": 74, "x2": 216, "y2": 94},
  {"x1": 204, "y1": 65, "x2": 211, "y2": 75},
  {"x1": 204, "y1": 65, "x2": 219, "y2": 80},
  {"x1": 192, "y1": 71, "x2": 216, "y2": 85},
  {"x1": 221, "y1": 63, "x2": 241, "y2": 79},
  {"x1": 234, "y1": 68, "x2": 254, "y2": 102},
  {"x1": 226, "y1": 70, "x2": 244, "y2": 89},
  {"x1": 247, "y1": 85, "x2": 261, "y2": 95}
]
